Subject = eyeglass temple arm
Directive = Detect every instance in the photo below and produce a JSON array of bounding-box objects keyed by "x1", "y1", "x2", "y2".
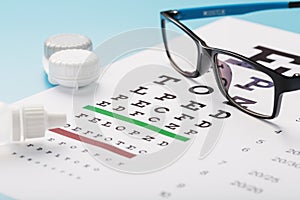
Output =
[
  {"x1": 284, "y1": 74, "x2": 300, "y2": 92},
  {"x1": 174, "y1": 2, "x2": 300, "y2": 20}
]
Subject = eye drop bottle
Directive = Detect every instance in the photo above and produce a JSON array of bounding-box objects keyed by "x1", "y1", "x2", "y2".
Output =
[{"x1": 0, "y1": 102, "x2": 66, "y2": 145}]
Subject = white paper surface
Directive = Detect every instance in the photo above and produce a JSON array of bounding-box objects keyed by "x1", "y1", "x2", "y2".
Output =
[{"x1": 1, "y1": 18, "x2": 300, "y2": 199}]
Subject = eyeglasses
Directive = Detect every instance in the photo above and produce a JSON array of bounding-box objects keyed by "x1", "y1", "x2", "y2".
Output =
[{"x1": 160, "y1": 1, "x2": 300, "y2": 119}]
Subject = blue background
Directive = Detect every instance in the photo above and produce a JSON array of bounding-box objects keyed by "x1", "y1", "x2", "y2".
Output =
[{"x1": 0, "y1": 0, "x2": 299, "y2": 198}]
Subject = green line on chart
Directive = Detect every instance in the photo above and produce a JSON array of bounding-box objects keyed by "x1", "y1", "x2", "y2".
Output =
[{"x1": 84, "y1": 105, "x2": 190, "y2": 142}]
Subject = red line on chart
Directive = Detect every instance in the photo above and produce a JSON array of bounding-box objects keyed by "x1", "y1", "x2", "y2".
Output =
[{"x1": 49, "y1": 128, "x2": 136, "y2": 159}]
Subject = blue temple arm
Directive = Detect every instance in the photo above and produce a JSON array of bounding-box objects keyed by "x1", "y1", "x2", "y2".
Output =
[{"x1": 175, "y1": 1, "x2": 300, "y2": 20}]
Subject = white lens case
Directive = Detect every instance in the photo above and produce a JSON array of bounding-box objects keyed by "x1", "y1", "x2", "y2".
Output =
[{"x1": 43, "y1": 34, "x2": 100, "y2": 88}]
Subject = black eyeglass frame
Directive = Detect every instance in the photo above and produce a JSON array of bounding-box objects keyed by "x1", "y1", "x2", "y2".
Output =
[{"x1": 160, "y1": 2, "x2": 300, "y2": 119}]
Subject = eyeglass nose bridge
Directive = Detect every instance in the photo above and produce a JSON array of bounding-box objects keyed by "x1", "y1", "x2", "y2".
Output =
[{"x1": 198, "y1": 47, "x2": 213, "y2": 75}]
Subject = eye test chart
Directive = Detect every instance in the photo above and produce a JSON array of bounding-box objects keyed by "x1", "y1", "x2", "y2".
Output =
[{"x1": 1, "y1": 17, "x2": 300, "y2": 199}]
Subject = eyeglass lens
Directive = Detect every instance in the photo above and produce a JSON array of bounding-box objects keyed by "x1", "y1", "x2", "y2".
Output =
[
  {"x1": 215, "y1": 53, "x2": 275, "y2": 117},
  {"x1": 164, "y1": 20, "x2": 198, "y2": 75}
]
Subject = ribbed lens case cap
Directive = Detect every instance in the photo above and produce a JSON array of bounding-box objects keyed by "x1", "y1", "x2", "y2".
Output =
[
  {"x1": 43, "y1": 34, "x2": 92, "y2": 73},
  {"x1": 48, "y1": 49, "x2": 100, "y2": 88}
]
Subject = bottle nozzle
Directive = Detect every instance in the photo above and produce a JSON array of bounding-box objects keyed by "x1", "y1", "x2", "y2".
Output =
[{"x1": 46, "y1": 113, "x2": 67, "y2": 128}]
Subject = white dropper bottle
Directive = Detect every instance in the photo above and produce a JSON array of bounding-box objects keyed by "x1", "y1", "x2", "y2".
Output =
[{"x1": 0, "y1": 102, "x2": 66, "y2": 145}]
